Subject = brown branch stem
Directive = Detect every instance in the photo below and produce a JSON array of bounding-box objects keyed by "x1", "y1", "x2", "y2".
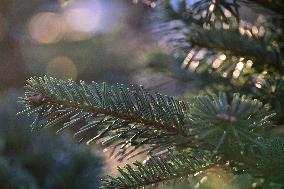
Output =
[{"x1": 43, "y1": 95, "x2": 180, "y2": 134}]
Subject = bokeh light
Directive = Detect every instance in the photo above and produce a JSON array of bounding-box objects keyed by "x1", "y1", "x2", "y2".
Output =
[
  {"x1": 195, "y1": 49, "x2": 207, "y2": 60},
  {"x1": 46, "y1": 56, "x2": 78, "y2": 80},
  {"x1": 28, "y1": 12, "x2": 64, "y2": 44},
  {"x1": 212, "y1": 58, "x2": 222, "y2": 69},
  {"x1": 219, "y1": 54, "x2": 227, "y2": 61},
  {"x1": 223, "y1": 9, "x2": 232, "y2": 18},
  {"x1": 236, "y1": 62, "x2": 244, "y2": 71},
  {"x1": 62, "y1": 3, "x2": 101, "y2": 41},
  {"x1": 255, "y1": 82, "x2": 262, "y2": 88},
  {"x1": 246, "y1": 60, "x2": 253, "y2": 68},
  {"x1": 258, "y1": 26, "x2": 265, "y2": 36},
  {"x1": 239, "y1": 26, "x2": 245, "y2": 35},
  {"x1": 222, "y1": 72, "x2": 228, "y2": 78},
  {"x1": 63, "y1": 7, "x2": 100, "y2": 33},
  {"x1": 209, "y1": 4, "x2": 215, "y2": 12},
  {"x1": 233, "y1": 69, "x2": 241, "y2": 78},
  {"x1": 252, "y1": 26, "x2": 258, "y2": 35},
  {"x1": 28, "y1": 0, "x2": 106, "y2": 43},
  {"x1": 189, "y1": 60, "x2": 200, "y2": 71},
  {"x1": 245, "y1": 29, "x2": 252, "y2": 37},
  {"x1": 181, "y1": 49, "x2": 195, "y2": 69}
]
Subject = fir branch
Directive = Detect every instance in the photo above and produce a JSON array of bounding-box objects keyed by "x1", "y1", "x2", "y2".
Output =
[
  {"x1": 18, "y1": 77, "x2": 283, "y2": 187},
  {"x1": 148, "y1": 1, "x2": 283, "y2": 79},
  {"x1": 188, "y1": 28, "x2": 281, "y2": 69},
  {"x1": 191, "y1": 0, "x2": 240, "y2": 25},
  {"x1": 180, "y1": 47, "x2": 242, "y2": 78},
  {"x1": 100, "y1": 150, "x2": 215, "y2": 189},
  {"x1": 18, "y1": 76, "x2": 192, "y2": 157},
  {"x1": 185, "y1": 92, "x2": 275, "y2": 155}
]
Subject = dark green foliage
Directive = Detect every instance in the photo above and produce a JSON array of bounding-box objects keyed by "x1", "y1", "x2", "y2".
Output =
[
  {"x1": 0, "y1": 156, "x2": 38, "y2": 189},
  {"x1": 252, "y1": 77, "x2": 284, "y2": 123},
  {"x1": 0, "y1": 91, "x2": 102, "y2": 189}
]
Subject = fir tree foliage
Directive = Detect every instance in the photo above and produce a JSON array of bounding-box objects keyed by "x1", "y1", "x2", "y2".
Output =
[
  {"x1": 162, "y1": 0, "x2": 283, "y2": 74},
  {"x1": 187, "y1": 93, "x2": 275, "y2": 153},
  {"x1": 149, "y1": 0, "x2": 284, "y2": 122},
  {"x1": 18, "y1": 76, "x2": 284, "y2": 188},
  {"x1": 190, "y1": 0, "x2": 240, "y2": 24},
  {"x1": 17, "y1": 0, "x2": 284, "y2": 188},
  {"x1": 18, "y1": 76, "x2": 190, "y2": 159},
  {"x1": 101, "y1": 150, "x2": 214, "y2": 189}
]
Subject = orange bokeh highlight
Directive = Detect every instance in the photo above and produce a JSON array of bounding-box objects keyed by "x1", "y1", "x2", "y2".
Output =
[
  {"x1": 46, "y1": 56, "x2": 78, "y2": 80},
  {"x1": 28, "y1": 12, "x2": 64, "y2": 44}
]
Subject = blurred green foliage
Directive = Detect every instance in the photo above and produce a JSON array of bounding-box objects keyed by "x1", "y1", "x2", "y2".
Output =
[{"x1": 0, "y1": 90, "x2": 103, "y2": 189}]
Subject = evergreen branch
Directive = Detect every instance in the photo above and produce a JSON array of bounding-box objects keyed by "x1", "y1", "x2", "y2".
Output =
[
  {"x1": 181, "y1": 27, "x2": 281, "y2": 79},
  {"x1": 148, "y1": 2, "x2": 283, "y2": 79},
  {"x1": 180, "y1": 47, "x2": 249, "y2": 79},
  {"x1": 182, "y1": 92, "x2": 284, "y2": 185},
  {"x1": 18, "y1": 76, "x2": 191, "y2": 157},
  {"x1": 191, "y1": 0, "x2": 240, "y2": 25},
  {"x1": 252, "y1": 76, "x2": 284, "y2": 122},
  {"x1": 185, "y1": 92, "x2": 275, "y2": 155},
  {"x1": 188, "y1": 28, "x2": 281, "y2": 69},
  {"x1": 256, "y1": 138, "x2": 284, "y2": 184},
  {"x1": 100, "y1": 150, "x2": 215, "y2": 189}
]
